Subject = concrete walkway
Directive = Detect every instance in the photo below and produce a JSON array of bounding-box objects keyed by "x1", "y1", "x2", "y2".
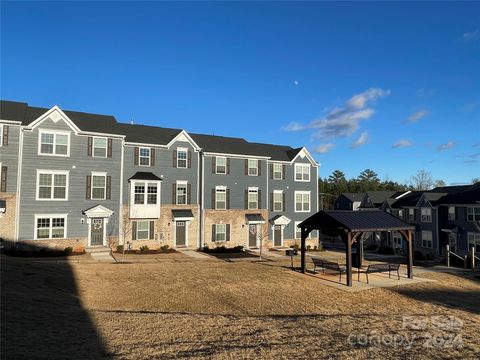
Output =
[{"x1": 177, "y1": 249, "x2": 213, "y2": 259}]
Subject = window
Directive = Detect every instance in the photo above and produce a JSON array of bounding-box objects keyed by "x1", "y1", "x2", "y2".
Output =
[
  {"x1": 39, "y1": 130, "x2": 70, "y2": 156},
  {"x1": 421, "y1": 207, "x2": 432, "y2": 222},
  {"x1": 215, "y1": 224, "x2": 226, "y2": 242},
  {"x1": 273, "y1": 163, "x2": 283, "y2": 180},
  {"x1": 133, "y1": 182, "x2": 158, "y2": 205},
  {"x1": 215, "y1": 187, "x2": 227, "y2": 210},
  {"x1": 139, "y1": 147, "x2": 151, "y2": 166},
  {"x1": 273, "y1": 191, "x2": 283, "y2": 212},
  {"x1": 422, "y1": 231, "x2": 433, "y2": 248},
  {"x1": 468, "y1": 233, "x2": 480, "y2": 253},
  {"x1": 216, "y1": 156, "x2": 227, "y2": 174},
  {"x1": 93, "y1": 137, "x2": 107, "y2": 157},
  {"x1": 295, "y1": 164, "x2": 310, "y2": 181},
  {"x1": 136, "y1": 221, "x2": 150, "y2": 240},
  {"x1": 295, "y1": 191, "x2": 310, "y2": 212},
  {"x1": 448, "y1": 206, "x2": 456, "y2": 221},
  {"x1": 36, "y1": 171, "x2": 68, "y2": 200},
  {"x1": 176, "y1": 182, "x2": 187, "y2": 205},
  {"x1": 398, "y1": 210, "x2": 404, "y2": 219},
  {"x1": 248, "y1": 159, "x2": 258, "y2": 176},
  {"x1": 295, "y1": 221, "x2": 302, "y2": 239},
  {"x1": 35, "y1": 215, "x2": 67, "y2": 239},
  {"x1": 467, "y1": 207, "x2": 480, "y2": 222},
  {"x1": 91, "y1": 173, "x2": 106, "y2": 200},
  {"x1": 177, "y1": 148, "x2": 188, "y2": 168},
  {"x1": 248, "y1": 188, "x2": 258, "y2": 210},
  {"x1": 408, "y1": 208, "x2": 415, "y2": 221},
  {"x1": 0, "y1": 125, "x2": 3, "y2": 146}
]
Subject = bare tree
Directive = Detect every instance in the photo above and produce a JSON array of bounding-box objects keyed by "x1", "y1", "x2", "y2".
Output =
[
  {"x1": 409, "y1": 170, "x2": 434, "y2": 190},
  {"x1": 434, "y1": 179, "x2": 446, "y2": 188},
  {"x1": 257, "y1": 222, "x2": 270, "y2": 261},
  {"x1": 119, "y1": 205, "x2": 133, "y2": 254}
]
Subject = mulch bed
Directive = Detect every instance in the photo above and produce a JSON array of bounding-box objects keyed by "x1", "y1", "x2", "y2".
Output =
[{"x1": 116, "y1": 249, "x2": 177, "y2": 255}]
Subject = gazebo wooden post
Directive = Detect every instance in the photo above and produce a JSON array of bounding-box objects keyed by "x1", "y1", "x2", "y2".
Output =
[
  {"x1": 346, "y1": 232, "x2": 353, "y2": 286},
  {"x1": 407, "y1": 230, "x2": 413, "y2": 279},
  {"x1": 300, "y1": 227, "x2": 308, "y2": 274}
]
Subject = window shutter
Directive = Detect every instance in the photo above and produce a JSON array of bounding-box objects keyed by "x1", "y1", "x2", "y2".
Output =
[
  {"x1": 270, "y1": 192, "x2": 273, "y2": 211},
  {"x1": 283, "y1": 192, "x2": 286, "y2": 212},
  {"x1": 227, "y1": 158, "x2": 230, "y2": 174},
  {"x1": 86, "y1": 176, "x2": 91, "y2": 199},
  {"x1": 226, "y1": 189, "x2": 230, "y2": 209},
  {"x1": 107, "y1": 138, "x2": 113, "y2": 158},
  {"x1": 212, "y1": 224, "x2": 216, "y2": 242},
  {"x1": 172, "y1": 184, "x2": 176, "y2": 205},
  {"x1": 244, "y1": 159, "x2": 248, "y2": 175},
  {"x1": 87, "y1": 137, "x2": 93, "y2": 157},
  {"x1": 187, "y1": 184, "x2": 192, "y2": 204},
  {"x1": 106, "y1": 176, "x2": 112, "y2": 200},
  {"x1": 173, "y1": 150, "x2": 177, "y2": 168},
  {"x1": 212, "y1": 157, "x2": 216, "y2": 173},
  {"x1": 149, "y1": 221, "x2": 155, "y2": 240},
  {"x1": 226, "y1": 224, "x2": 230, "y2": 241},
  {"x1": 270, "y1": 164, "x2": 273, "y2": 179},
  {"x1": 244, "y1": 189, "x2": 248, "y2": 209},
  {"x1": 0, "y1": 166, "x2": 7, "y2": 192},
  {"x1": 188, "y1": 151, "x2": 192, "y2": 168},
  {"x1": 212, "y1": 189, "x2": 216, "y2": 209},
  {"x1": 258, "y1": 190, "x2": 262, "y2": 209},
  {"x1": 132, "y1": 221, "x2": 137, "y2": 240},
  {"x1": 258, "y1": 161, "x2": 261, "y2": 176},
  {"x1": 282, "y1": 165, "x2": 286, "y2": 179},
  {"x1": 134, "y1": 147, "x2": 139, "y2": 165},
  {"x1": 151, "y1": 148, "x2": 155, "y2": 166},
  {"x1": 2, "y1": 125, "x2": 8, "y2": 146}
]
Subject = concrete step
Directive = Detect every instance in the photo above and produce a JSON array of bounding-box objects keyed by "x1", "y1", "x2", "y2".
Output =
[{"x1": 85, "y1": 246, "x2": 111, "y2": 253}]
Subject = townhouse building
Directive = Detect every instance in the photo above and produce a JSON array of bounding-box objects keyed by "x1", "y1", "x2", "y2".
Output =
[{"x1": 0, "y1": 100, "x2": 318, "y2": 251}]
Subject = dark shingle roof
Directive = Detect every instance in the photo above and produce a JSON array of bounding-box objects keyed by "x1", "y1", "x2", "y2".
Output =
[
  {"x1": 365, "y1": 191, "x2": 397, "y2": 206},
  {"x1": 438, "y1": 184, "x2": 480, "y2": 205},
  {"x1": 299, "y1": 210, "x2": 414, "y2": 232},
  {"x1": 128, "y1": 172, "x2": 162, "y2": 181},
  {"x1": 342, "y1": 193, "x2": 364, "y2": 202},
  {"x1": 0, "y1": 100, "x2": 27, "y2": 122},
  {"x1": 172, "y1": 209, "x2": 194, "y2": 218},
  {"x1": 116, "y1": 123, "x2": 182, "y2": 144}
]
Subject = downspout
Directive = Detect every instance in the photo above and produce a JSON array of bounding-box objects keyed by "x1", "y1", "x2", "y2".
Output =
[
  {"x1": 119, "y1": 137, "x2": 125, "y2": 245},
  {"x1": 14, "y1": 127, "x2": 24, "y2": 243},
  {"x1": 199, "y1": 151, "x2": 204, "y2": 248}
]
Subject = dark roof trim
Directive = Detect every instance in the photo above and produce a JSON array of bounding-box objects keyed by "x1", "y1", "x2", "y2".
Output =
[{"x1": 128, "y1": 172, "x2": 162, "y2": 181}]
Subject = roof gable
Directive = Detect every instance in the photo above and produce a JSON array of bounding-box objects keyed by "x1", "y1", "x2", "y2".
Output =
[{"x1": 26, "y1": 106, "x2": 81, "y2": 134}]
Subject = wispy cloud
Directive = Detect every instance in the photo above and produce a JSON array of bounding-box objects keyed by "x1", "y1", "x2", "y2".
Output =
[
  {"x1": 282, "y1": 88, "x2": 390, "y2": 139},
  {"x1": 350, "y1": 131, "x2": 369, "y2": 148},
  {"x1": 416, "y1": 88, "x2": 437, "y2": 99},
  {"x1": 464, "y1": 159, "x2": 479, "y2": 165},
  {"x1": 460, "y1": 101, "x2": 478, "y2": 112},
  {"x1": 474, "y1": 142, "x2": 480, "y2": 148},
  {"x1": 405, "y1": 109, "x2": 429, "y2": 123},
  {"x1": 314, "y1": 143, "x2": 336, "y2": 154},
  {"x1": 392, "y1": 139, "x2": 413, "y2": 148},
  {"x1": 437, "y1": 141, "x2": 456, "y2": 151},
  {"x1": 462, "y1": 29, "x2": 480, "y2": 42}
]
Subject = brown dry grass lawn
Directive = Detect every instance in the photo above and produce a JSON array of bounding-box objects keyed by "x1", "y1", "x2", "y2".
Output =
[{"x1": 1, "y1": 254, "x2": 479, "y2": 359}]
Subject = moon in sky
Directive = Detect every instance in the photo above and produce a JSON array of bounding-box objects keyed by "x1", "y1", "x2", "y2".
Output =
[{"x1": 294, "y1": 80, "x2": 299, "y2": 86}]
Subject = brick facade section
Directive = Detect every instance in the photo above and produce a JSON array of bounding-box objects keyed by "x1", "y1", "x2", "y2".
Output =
[{"x1": 0, "y1": 193, "x2": 16, "y2": 242}]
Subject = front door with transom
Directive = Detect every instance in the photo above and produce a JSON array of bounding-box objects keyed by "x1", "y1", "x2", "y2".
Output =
[
  {"x1": 274, "y1": 225, "x2": 282, "y2": 247},
  {"x1": 176, "y1": 221, "x2": 186, "y2": 247},
  {"x1": 91, "y1": 218, "x2": 104, "y2": 246},
  {"x1": 248, "y1": 224, "x2": 258, "y2": 248}
]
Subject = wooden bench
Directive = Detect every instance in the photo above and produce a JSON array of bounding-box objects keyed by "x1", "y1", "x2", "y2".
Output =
[
  {"x1": 364, "y1": 263, "x2": 400, "y2": 284},
  {"x1": 311, "y1": 257, "x2": 346, "y2": 282}
]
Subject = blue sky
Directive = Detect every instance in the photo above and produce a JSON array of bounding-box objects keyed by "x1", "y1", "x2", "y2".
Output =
[{"x1": 1, "y1": 2, "x2": 479, "y2": 184}]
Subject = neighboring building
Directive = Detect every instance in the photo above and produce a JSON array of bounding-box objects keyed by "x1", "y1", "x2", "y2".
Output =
[
  {"x1": 0, "y1": 100, "x2": 319, "y2": 251},
  {"x1": 334, "y1": 193, "x2": 364, "y2": 210}
]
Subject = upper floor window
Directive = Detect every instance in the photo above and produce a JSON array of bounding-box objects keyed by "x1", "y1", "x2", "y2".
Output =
[
  {"x1": 398, "y1": 209, "x2": 404, "y2": 219},
  {"x1": 177, "y1": 148, "x2": 188, "y2": 168},
  {"x1": 35, "y1": 215, "x2": 67, "y2": 239},
  {"x1": 216, "y1": 156, "x2": 227, "y2": 174},
  {"x1": 448, "y1": 206, "x2": 456, "y2": 221},
  {"x1": 0, "y1": 124, "x2": 7, "y2": 147},
  {"x1": 421, "y1": 207, "x2": 432, "y2": 222},
  {"x1": 91, "y1": 172, "x2": 107, "y2": 200},
  {"x1": 139, "y1": 147, "x2": 151, "y2": 166},
  {"x1": 39, "y1": 130, "x2": 70, "y2": 156},
  {"x1": 93, "y1": 137, "x2": 107, "y2": 157},
  {"x1": 248, "y1": 159, "x2": 258, "y2": 176},
  {"x1": 133, "y1": 182, "x2": 158, "y2": 205},
  {"x1": 421, "y1": 231, "x2": 433, "y2": 248},
  {"x1": 295, "y1": 164, "x2": 310, "y2": 181},
  {"x1": 467, "y1": 207, "x2": 480, "y2": 222},
  {"x1": 36, "y1": 170, "x2": 68, "y2": 200},
  {"x1": 273, "y1": 190, "x2": 283, "y2": 212},
  {"x1": 176, "y1": 181, "x2": 188, "y2": 205},
  {"x1": 215, "y1": 186, "x2": 227, "y2": 210},
  {"x1": 273, "y1": 163, "x2": 283, "y2": 180},
  {"x1": 295, "y1": 191, "x2": 311, "y2": 212},
  {"x1": 248, "y1": 188, "x2": 259, "y2": 210},
  {"x1": 408, "y1": 208, "x2": 415, "y2": 221}
]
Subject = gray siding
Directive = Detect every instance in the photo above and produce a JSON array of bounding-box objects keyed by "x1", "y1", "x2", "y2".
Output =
[
  {"x1": 0, "y1": 123, "x2": 20, "y2": 192},
  {"x1": 18, "y1": 118, "x2": 122, "y2": 240}
]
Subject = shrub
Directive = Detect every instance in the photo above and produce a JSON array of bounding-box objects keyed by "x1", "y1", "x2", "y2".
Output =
[
  {"x1": 202, "y1": 245, "x2": 244, "y2": 253},
  {"x1": 116, "y1": 245, "x2": 124, "y2": 253},
  {"x1": 139, "y1": 245, "x2": 149, "y2": 252},
  {"x1": 160, "y1": 244, "x2": 169, "y2": 252},
  {"x1": 64, "y1": 247, "x2": 73, "y2": 256},
  {"x1": 306, "y1": 245, "x2": 311, "y2": 250},
  {"x1": 290, "y1": 243, "x2": 299, "y2": 250}
]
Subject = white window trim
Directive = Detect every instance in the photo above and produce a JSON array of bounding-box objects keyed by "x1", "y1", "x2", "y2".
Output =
[
  {"x1": 273, "y1": 163, "x2": 282, "y2": 180},
  {"x1": 421, "y1": 231, "x2": 433, "y2": 249},
  {"x1": 248, "y1": 187, "x2": 259, "y2": 210},
  {"x1": 131, "y1": 180, "x2": 160, "y2": 205},
  {"x1": 248, "y1": 159, "x2": 258, "y2": 176},
  {"x1": 91, "y1": 171, "x2": 107, "y2": 200},
  {"x1": 421, "y1": 207, "x2": 432, "y2": 223},
  {"x1": 273, "y1": 190, "x2": 283, "y2": 212},
  {"x1": 92, "y1": 136, "x2": 108, "y2": 158},
  {"x1": 0, "y1": 124, "x2": 3, "y2": 147},
  {"x1": 467, "y1": 232, "x2": 480, "y2": 250},
  {"x1": 294, "y1": 163, "x2": 310, "y2": 182},
  {"x1": 138, "y1": 147, "x2": 151, "y2": 167},
  {"x1": 215, "y1": 156, "x2": 227, "y2": 174},
  {"x1": 215, "y1": 224, "x2": 227, "y2": 242},
  {"x1": 177, "y1": 147, "x2": 188, "y2": 168},
  {"x1": 215, "y1": 186, "x2": 227, "y2": 210},
  {"x1": 294, "y1": 221, "x2": 311, "y2": 239},
  {"x1": 37, "y1": 129, "x2": 71, "y2": 157},
  {"x1": 467, "y1": 207, "x2": 480, "y2": 222},
  {"x1": 36, "y1": 170, "x2": 69, "y2": 201},
  {"x1": 34, "y1": 214, "x2": 68, "y2": 240},
  {"x1": 448, "y1": 206, "x2": 455, "y2": 221},
  {"x1": 135, "y1": 220, "x2": 151, "y2": 240},
  {"x1": 176, "y1": 180, "x2": 188, "y2": 205},
  {"x1": 295, "y1": 191, "x2": 311, "y2": 213}
]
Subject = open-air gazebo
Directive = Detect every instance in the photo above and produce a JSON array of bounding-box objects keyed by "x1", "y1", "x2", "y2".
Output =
[{"x1": 298, "y1": 210, "x2": 415, "y2": 286}]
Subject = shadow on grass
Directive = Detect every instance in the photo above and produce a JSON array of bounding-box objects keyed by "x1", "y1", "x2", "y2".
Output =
[
  {"x1": 1, "y1": 241, "x2": 111, "y2": 359},
  {"x1": 206, "y1": 251, "x2": 260, "y2": 262}
]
